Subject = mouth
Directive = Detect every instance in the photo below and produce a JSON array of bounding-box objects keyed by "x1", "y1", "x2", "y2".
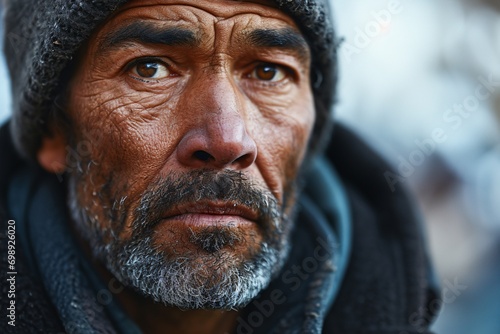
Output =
[{"x1": 161, "y1": 201, "x2": 260, "y2": 227}]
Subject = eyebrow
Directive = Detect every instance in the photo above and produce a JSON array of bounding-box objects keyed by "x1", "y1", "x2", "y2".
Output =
[
  {"x1": 245, "y1": 28, "x2": 309, "y2": 60},
  {"x1": 98, "y1": 22, "x2": 198, "y2": 53}
]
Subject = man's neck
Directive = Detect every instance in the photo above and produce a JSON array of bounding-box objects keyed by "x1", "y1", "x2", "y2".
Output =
[
  {"x1": 118, "y1": 288, "x2": 240, "y2": 334},
  {"x1": 74, "y1": 229, "x2": 240, "y2": 334}
]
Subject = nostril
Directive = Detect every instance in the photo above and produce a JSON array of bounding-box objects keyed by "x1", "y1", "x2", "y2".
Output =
[
  {"x1": 234, "y1": 152, "x2": 254, "y2": 166},
  {"x1": 193, "y1": 150, "x2": 213, "y2": 162}
]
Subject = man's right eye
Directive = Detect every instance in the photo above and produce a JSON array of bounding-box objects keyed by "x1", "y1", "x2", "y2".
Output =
[{"x1": 129, "y1": 60, "x2": 171, "y2": 79}]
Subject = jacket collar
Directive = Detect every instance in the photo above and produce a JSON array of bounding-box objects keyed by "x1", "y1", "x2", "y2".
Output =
[{"x1": 5, "y1": 137, "x2": 351, "y2": 334}]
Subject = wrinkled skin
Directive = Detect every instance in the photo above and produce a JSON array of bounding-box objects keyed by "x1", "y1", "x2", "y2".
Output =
[{"x1": 38, "y1": 0, "x2": 314, "y2": 332}]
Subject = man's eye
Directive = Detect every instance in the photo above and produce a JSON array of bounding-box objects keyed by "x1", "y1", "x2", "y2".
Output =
[
  {"x1": 249, "y1": 64, "x2": 287, "y2": 82},
  {"x1": 131, "y1": 61, "x2": 170, "y2": 79}
]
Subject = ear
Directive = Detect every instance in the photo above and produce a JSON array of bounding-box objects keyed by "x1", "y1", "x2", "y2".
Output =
[{"x1": 37, "y1": 132, "x2": 67, "y2": 174}]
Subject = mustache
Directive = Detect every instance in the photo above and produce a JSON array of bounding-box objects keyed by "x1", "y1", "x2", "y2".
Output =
[{"x1": 132, "y1": 169, "x2": 282, "y2": 233}]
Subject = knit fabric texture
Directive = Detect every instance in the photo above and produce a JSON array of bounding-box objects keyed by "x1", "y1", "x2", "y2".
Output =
[{"x1": 2, "y1": 0, "x2": 338, "y2": 160}]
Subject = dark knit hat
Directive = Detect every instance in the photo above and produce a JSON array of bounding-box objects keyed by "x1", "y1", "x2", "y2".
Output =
[{"x1": 3, "y1": 0, "x2": 337, "y2": 160}]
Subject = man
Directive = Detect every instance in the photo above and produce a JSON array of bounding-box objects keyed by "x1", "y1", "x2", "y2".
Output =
[{"x1": 0, "y1": 0, "x2": 438, "y2": 333}]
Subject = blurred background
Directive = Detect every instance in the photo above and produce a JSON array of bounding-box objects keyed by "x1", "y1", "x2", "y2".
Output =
[
  {"x1": 1, "y1": 1, "x2": 499, "y2": 333},
  {"x1": 330, "y1": 0, "x2": 500, "y2": 333}
]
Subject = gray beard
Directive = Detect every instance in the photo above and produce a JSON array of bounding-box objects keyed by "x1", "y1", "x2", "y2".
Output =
[
  {"x1": 68, "y1": 169, "x2": 294, "y2": 309},
  {"x1": 103, "y1": 233, "x2": 286, "y2": 309}
]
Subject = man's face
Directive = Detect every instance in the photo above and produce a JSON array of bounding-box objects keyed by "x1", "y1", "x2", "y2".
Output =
[{"x1": 63, "y1": 0, "x2": 314, "y2": 309}]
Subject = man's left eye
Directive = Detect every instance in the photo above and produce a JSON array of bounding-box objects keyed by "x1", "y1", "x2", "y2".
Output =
[
  {"x1": 249, "y1": 64, "x2": 287, "y2": 82},
  {"x1": 131, "y1": 61, "x2": 170, "y2": 79}
]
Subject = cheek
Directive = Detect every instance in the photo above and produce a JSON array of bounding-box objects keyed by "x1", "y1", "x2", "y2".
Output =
[
  {"x1": 252, "y1": 94, "x2": 315, "y2": 199},
  {"x1": 72, "y1": 78, "x2": 179, "y2": 161},
  {"x1": 68, "y1": 80, "x2": 184, "y2": 226}
]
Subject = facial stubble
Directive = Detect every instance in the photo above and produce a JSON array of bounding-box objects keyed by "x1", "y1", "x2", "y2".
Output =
[{"x1": 68, "y1": 168, "x2": 297, "y2": 309}]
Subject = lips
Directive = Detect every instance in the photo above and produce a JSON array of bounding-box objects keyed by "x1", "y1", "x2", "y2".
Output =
[{"x1": 160, "y1": 201, "x2": 260, "y2": 226}]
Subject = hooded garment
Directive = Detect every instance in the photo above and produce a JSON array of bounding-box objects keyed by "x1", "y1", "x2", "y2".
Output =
[
  {"x1": 0, "y1": 120, "x2": 439, "y2": 334},
  {"x1": 1, "y1": 0, "x2": 439, "y2": 332}
]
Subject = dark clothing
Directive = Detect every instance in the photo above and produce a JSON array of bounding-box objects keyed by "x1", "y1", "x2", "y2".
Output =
[{"x1": 0, "y1": 121, "x2": 438, "y2": 333}]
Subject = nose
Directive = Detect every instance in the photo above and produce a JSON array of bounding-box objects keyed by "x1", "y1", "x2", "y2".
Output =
[{"x1": 176, "y1": 78, "x2": 257, "y2": 170}]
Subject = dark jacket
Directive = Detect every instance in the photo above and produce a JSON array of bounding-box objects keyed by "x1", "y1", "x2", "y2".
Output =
[{"x1": 0, "y1": 121, "x2": 439, "y2": 334}]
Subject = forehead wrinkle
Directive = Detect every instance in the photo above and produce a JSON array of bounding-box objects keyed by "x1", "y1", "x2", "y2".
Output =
[
  {"x1": 117, "y1": 0, "x2": 292, "y2": 23},
  {"x1": 243, "y1": 28, "x2": 309, "y2": 62},
  {"x1": 211, "y1": 13, "x2": 309, "y2": 61},
  {"x1": 207, "y1": 13, "x2": 297, "y2": 60},
  {"x1": 210, "y1": 18, "x2": 234, "y2": 66},
  {"x1": 95, "y1": 2, "x2": 301, "y2": 53},
  {"x1": 96, "y1": 21, "x2": 200, "y2": 55}
]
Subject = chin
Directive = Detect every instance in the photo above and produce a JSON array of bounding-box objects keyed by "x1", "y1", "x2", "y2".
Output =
[
  {"x1": 68, "y1": 168, "x2": 296, "y2": 309},
  {"x1": 104, "y1": 225, "x2": 290, "y2": 310}
]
